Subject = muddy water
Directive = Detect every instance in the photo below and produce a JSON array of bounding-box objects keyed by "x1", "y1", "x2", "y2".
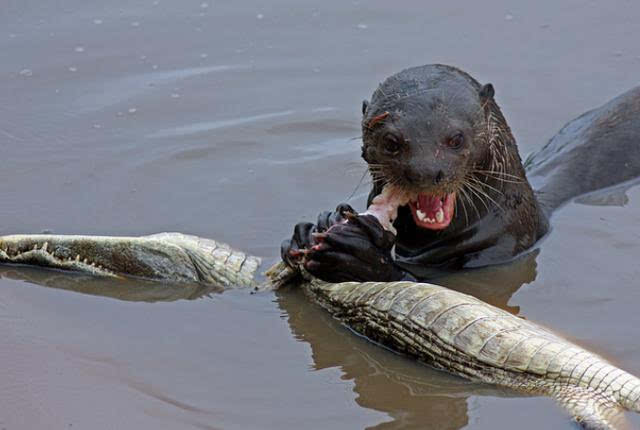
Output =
[{"x1": 2, "y1": 0, "x2": 640, "y2": 428}]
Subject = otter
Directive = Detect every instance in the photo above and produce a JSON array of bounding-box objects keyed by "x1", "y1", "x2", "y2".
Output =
[{"x1": 282, "y1": 64, "x2": 640, "y2": 282}]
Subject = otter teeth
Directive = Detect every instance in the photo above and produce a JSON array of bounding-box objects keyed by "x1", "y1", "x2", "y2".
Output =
[{"x1": 417, "y1": 209, "x2": 444, "y2": 224}]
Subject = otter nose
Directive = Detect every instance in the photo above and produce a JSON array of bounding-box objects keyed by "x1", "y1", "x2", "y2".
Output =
[
  {"x1": 434, "y1": 170, "x2": 444, "y2": 185},
  {"x1": 403, "y1": 167, "x2": 445, "y2": 186}
]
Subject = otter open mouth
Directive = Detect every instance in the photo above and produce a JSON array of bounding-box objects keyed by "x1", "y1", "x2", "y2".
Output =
[{"x1": 408, "y1": 193, "x2": 456, "y2": 230}]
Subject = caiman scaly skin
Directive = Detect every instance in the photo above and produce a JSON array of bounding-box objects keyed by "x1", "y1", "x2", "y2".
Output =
[
  {"x1": 0, "y1": 233, "x2": 638, "y2": 429},
  {"x1": 299, "y1": 271, "x2": 640, "y2": 430},
  {"x1": 0, "y1": 233, "x2": 260, "y2": 288}
]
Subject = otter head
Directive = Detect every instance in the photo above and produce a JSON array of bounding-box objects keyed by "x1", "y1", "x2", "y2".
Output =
[{"x1": 361, "y1": 64, "x2": 501, "y2": 231}]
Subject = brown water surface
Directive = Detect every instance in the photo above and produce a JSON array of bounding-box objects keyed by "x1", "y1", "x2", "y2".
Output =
[{"x1": 2, "y1": 1, "x2": 640, "y2": 428}]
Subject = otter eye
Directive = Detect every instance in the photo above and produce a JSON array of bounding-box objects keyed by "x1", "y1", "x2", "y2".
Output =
[
  {"x1": 382, "y1": 134, "x2": 402, "y2": 155},
  {"x1": 447, "y1": 133, "x2": 464, "y2": 149}
]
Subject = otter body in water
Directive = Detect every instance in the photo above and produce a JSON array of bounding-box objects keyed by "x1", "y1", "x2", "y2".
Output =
[{"x1": 283, "y1": 64, "x2": 640, "y2": 282}]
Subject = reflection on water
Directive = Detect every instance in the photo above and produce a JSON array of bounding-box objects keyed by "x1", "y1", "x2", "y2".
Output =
[
  {"x1": 437, "y1": 250, "x2": 540, "y2": 314},
  {"x1": 0, "y1": 265, "x2": 221, "y2": 302}
]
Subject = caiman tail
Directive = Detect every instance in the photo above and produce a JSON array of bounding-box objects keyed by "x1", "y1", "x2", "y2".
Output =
[{"x1": 526, "y1": 86, "x2": 640, "y2": 213}]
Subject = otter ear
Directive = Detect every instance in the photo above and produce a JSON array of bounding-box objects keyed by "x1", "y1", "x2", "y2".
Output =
[
  {"x1": 479, "y1": 83, "x2": 495, "y2": 100},
  {"x1": 362, "y1": 99, "x2": 369, "y2": 116}
]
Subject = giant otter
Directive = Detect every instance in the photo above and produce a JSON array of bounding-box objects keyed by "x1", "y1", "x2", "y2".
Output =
[{"x1": 282, "y1": 64, "x2": 640, "y2": 282}]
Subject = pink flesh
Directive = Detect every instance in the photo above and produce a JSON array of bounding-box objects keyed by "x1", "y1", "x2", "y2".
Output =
[
  {"x1": 360, "y1": 185, "x2": 411, "y2": 234},
  {"x1": 408, "y1": 192, "x2": 456, "y2": 230}
]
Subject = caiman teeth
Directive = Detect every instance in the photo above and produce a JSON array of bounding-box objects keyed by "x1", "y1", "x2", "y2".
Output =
[
  {"x1": 416, "y1": 209, "x2": 426, "y2": 221},
  {"x1": 435, "y1": 208, "x2": 444, "y2": 223}
]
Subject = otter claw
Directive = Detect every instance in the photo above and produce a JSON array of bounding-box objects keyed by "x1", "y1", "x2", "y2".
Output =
[
  {"x1": 343, "y1": 211, "x2": 358, "y2": 221},
  {"x1": 311, "y1": 232, "x2": 327, "y2": 242},
  {"x1": 288, "y1": 249, "x2": 304, "y2": 258}
]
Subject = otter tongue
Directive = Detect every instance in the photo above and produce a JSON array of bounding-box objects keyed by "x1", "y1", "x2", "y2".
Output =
[{"x1": 418, "y1": 194, "x2": 443, "y2": 218}]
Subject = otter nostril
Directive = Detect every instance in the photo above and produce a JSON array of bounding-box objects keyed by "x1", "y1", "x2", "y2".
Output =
[{"x1": 434, "y1": 170, "x2": 444, "y2": 185}]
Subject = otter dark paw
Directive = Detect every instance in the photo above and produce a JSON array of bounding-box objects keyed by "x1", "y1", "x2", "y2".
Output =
[
  {"x1": 281, "y1": 203, "x2": 357, "y2": 268},
  {"x1": 304, "y1": 215, "x2": 404, "y2": 283}
]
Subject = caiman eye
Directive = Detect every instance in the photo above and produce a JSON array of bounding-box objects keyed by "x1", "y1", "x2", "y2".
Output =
[
  {"x1": 382, "y1": 134, "x2": 402, "y2": 155},
  {"x1": 447, "y1": 132, "x2": 464, "y2": 149}
]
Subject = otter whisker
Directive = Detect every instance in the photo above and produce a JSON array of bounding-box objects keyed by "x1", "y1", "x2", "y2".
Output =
[
  {"x1": 462, "y1": 180, "x2": 491, "y2": 214},
  {"x1": 470, "y1": 169, "x2": 522, "y2": 179},
  {"x1": 345, "y1": 168, "x2": 370, "y2": 201},
  {"x1": 470, "y1": 169, "x2": 524, "y2": 183},
  {"x1": 454, "y1": 189, "x2": 469, "y2": 228},
  {"x1": 458, "y1": 186, "x2": 480, "y2": 220},
  {"x1": 465, "y1": 179, "x2": 504, "y2": 213},
  {"x1": 467, "y1": 175, "x2": 505, "y2": 196}
]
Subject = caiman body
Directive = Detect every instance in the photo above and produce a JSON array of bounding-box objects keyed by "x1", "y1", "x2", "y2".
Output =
[{"x1": 0, "y1": 232, "x2": 638, "y2": 429}]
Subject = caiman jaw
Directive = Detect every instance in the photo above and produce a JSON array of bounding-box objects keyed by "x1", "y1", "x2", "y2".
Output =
[{"x1": 408, "y1": 192, "x2": 456, "y2": 230}]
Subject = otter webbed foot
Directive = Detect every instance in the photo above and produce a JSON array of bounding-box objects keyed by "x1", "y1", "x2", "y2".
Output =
[
  {"x1": 280, "y1": 203, "x2": 356, "y2": 267},
  {"x1": 281, "y1": 204, "x2": 413, "y2": 283}
]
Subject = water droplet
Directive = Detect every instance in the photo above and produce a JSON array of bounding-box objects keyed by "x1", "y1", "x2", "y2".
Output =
[
  {"x1": 131, "y1": 21, "x2": 140, "y2": 27},
  {"x1": 356, "y1": 23, "x2": 368, "y2": 29},
  {"x1": 140, "y1": 55, "x2": 147, "y2": 60},
  {"x1": 540, "y1": 23, "x2": 550, "y2": 29},
  {"x1": 171, "y1": 93, "x2": 180, "y2": 98},
  {"x1": 19, "y1": 68, "x2": 33, "y2": 77},
  {"x1": 195, "y1": 27, "x2": 202, "y2": 32},
  {"x1": 93, "y1": 19, "x2": 103, "y2": 25},
  {"x1": 200, "y1": 53, "x2": 208, "y2": 59},
  {"x1": 312, "y1": 67, "x2": 320, "y2": 73},
  {"x1": 153, "y1": 0, "x2": 159, "y2": 5},
  {"x1": 9, "y1": 33, "x2": 17, "y2": 38},
  {"x1": 128, "y1": 108, "x2": 137, "y2": 114},
  {"x1": 613, "y1": 50, "x2": 623, "y2": 57},
  {"x1": 93, "y1": 124, "x2": 102, "y2": 129},
  {"x1": 74, "y1": 46, "x2": 85, "y2": 53},
  {"x1": 200, "y1": 2, "x2": 209, "y2": 8},
  {"x1": 117, "y1": 111, "x2": 124, "y2": 117},
  {"x1": 256, "y1": 13, "x2": 264, "y2": 19},
  {"x1": 68, "y1": 66, "x2": 78, "y2": 72},
  {"x1": 152, "y1": 64, "x2": 158, "y2": 70},
  {"x1": 505, "y1": 14, "x2": 514, "y2": 21},
  {"x1": 54, "y1": 89, "x2": 60, "y2": 94}
]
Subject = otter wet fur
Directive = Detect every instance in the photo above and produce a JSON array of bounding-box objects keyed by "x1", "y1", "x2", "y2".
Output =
[{"x1": 283, "y1": 64, "x2": 640, "y2": 282}]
